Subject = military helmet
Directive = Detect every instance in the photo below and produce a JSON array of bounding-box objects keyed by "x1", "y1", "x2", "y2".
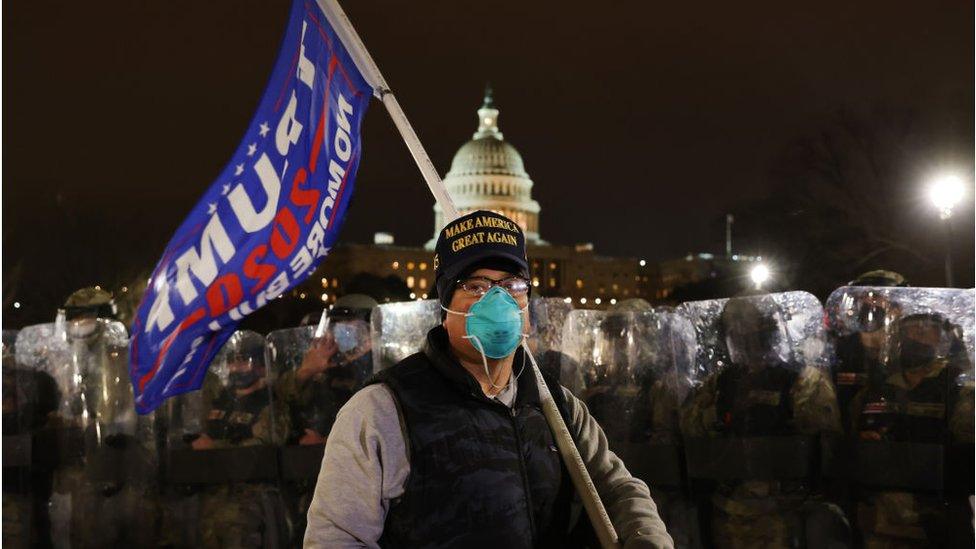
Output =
[
  {"x1": 889, "y1": 312, "x2": 952, "y2": 371},
  {"x1": 849, "y1": 270, "x2": 908, "y2": 287},
  {"x1": 228, "y1": 336, "x2": 266, "y2": 364},
  {"x1": 63, "y1": 287, "x2": 118, "y2": 321},
  {"x1": 330, "y1": 294, "x2": 379, "y2": 322}
]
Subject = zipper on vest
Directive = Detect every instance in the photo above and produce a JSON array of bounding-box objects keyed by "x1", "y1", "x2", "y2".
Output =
[{"x1": 508, "y1": 405, "x2": 538, "y2": 542}]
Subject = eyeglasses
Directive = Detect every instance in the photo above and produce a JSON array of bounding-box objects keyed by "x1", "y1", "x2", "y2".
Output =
[{"x1": 456, "y1": 275, "x2": 530, "y2": 297}]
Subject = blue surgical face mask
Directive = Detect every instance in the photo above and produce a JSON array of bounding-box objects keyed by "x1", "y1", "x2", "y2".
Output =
[
  {"x1": 443, "y1": 286, "x2": 529, "y2": 389},
  {"x1": 333, "y1": 323, "x2": 360, "y2": 353}
]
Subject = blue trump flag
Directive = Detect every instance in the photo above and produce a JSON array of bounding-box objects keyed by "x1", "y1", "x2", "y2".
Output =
[{"x1": 131, "y1": 0, "x2": 372, "y2": 413}]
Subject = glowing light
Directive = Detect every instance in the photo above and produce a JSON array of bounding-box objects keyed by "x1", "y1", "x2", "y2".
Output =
[
  {"x1": 639, "y1": 259, "x2": 646, "y2": 267},
  {"x1": 299, "y1": 293, "x2": 307, "y2": 299},
  {"x1": 929, "y1": 175, "x2": 965, "y2": 219},
  {"x1": 750, "y1": 264, "x2": 771, "y2": 288},
  {"x1": 409, "y1": 292, "x2": 416, "y2": 299},
  {"x1": 580, "y1": 298, "x2": 587, "y2": 305},
  {"x1": 321, "y1": 293, "x2": 328, "y2": 302},
  {"x1": 563, "y1": 297, "x2": 572, "y2": 304},
  {"x1": 610, "y1": 298, "x2": 617, "y2": 305},
  {"x1": 594, "y1": 298, "x2": 602, "y2": 305},
  {"x1": 421, "y1": 293, "x2": 428, "y2": 299},
  {"x1": 13, "y1": 302, "x2": 20, "y2": 309}
]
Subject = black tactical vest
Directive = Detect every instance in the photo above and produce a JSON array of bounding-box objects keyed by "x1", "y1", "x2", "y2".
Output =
[
  {"x1": 205, "y1": 388, "x2": 269, "y2": 444},
  {"x1": 715, "y1": 362, "x2": 798, "y2": 436},
  {"x1": 370, "y1": 326, "x2": 577, "y2": 549}
]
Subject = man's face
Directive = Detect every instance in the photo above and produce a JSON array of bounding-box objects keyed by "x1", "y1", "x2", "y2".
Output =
[
  {"x1": 226, "y1": 355, "x2": 263, "y2": 389},
  {"x1": 443, "y1": 267, "x2": 529, "y2": 363},
  {"x1": 896, "y1": 321, "x2": 947, "y2": 372}
]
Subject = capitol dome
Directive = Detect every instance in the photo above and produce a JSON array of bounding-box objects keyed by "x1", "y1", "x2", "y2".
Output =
[{"x1": 428, "y1": 87, "x2": 544, "y2": 248}]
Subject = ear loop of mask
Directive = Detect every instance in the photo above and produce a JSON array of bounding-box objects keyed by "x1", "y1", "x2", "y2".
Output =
[{"x1": 442, "y1": 304, "x2": 531, "y2": 392}]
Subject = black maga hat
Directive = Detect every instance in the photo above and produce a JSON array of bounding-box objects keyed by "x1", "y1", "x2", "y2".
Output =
[{"x1": 434, "y1": 210, "x2": 529, "y2": 305}]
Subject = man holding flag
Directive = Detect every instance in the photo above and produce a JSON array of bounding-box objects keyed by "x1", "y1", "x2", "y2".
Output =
[
  {"x1": 305, "y1": 210, "x2": 674, "y2": 548},
  {"x1": 131, "y1": 0, "x2": 673, "y2": 546}
]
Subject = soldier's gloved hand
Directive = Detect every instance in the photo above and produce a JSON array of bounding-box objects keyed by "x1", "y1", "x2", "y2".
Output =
[
  {"x1": 191, "y1": 433, "x2": 215, "y2": 450},
  {"x1": 299, "y1": 428, "x2": 326, "y2": 446},
  {"x1": 298, "y1": 335, "x2": 339, "y2": 382}
]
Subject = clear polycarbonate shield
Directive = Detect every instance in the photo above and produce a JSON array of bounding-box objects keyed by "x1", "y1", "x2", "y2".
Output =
[
  {"x1": 527, "y1": 297, "x2": 574, "y2": 382},
  {"x1": 675, "y1": 291, "x2": 838, "y2": 482},
  {"x1": 370, "y1": 299, "x2": 441, "y2": 372},
  {"x1": 15, "y1": 319, "x2": 134, "y2": 439},
  {"x1": 165, "y1": 330, "x2": 280, "y2": 486},
  {"x1": 16, "y1": 319, "x2": 158, "y2": 546},
  {"x1": 167, "y1": 330, "x2": 278, "y2": 448},
  {"x1": 267, "y1": 320, "x2": 372, "y2": 445},
  {"x1": 826, "y1": 286, "x2": 974, "y2": 384},
  {"x1": 824, "y1": 286, "x2": 974, "y2": 492},
  {"x1": 561, "y1": 308, "x2": 695, "y2": 442},
  {"x1": 562, "y1": 308, "x2": 696, "y2": 487},
  {"x1": 3, "y1": 327, "x2": 40, "y2": 547}
]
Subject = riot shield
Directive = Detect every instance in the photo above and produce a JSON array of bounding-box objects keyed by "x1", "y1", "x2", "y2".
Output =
[
  {"x1": 165, "y1": 330, "x2": 281, "y2": 484},
  {"x1": 824, "y1": 286, "x2": 974, "y2": 495},
  {"x1": 676, "y1": 292, "x2": 837, "y2": 481},
  {"x1": 676, "y1": 292, "x2": 842, "y2": 548},
  {"x1": 267, "y1": 320, "x2": 371, "y2": 547},
  {"x1": 527, "y1": 297, "x2": 574, "y2": 384},
  {"x1": 15, "y1": 318, "x2": 158, "y2": 547},
  {"x1": 561, "y1": 308, "x2": 695, "y2": 486},
  {"x1": 370, "y1": 299, "x2": 441, "y2": 372},
  {"x1": 268, "y1": 320, "x2": 372, "y2": 475},
  {"x1": 163, "y1": 330, "x2": 288, "y2": 547},
  {"x1": 3, "y1": 329, "x2": 40, "y2": 548}
]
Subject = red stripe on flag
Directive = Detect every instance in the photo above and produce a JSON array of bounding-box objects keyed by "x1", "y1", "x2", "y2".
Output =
[
  {"x1": 138, "y1": 307, "x2": 207, "y2": 392},
  {"x1": 309, "y1": 55, "x2": 337, "y2": 174}
]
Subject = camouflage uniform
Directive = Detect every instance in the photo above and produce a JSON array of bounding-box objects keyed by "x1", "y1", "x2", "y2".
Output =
[
  {"x1": 194, "y1": 371, "x2": 290, "y2": 549},
  {"x1": 274, "y1": 300, "x2": 375, "y2": 547},
  {"x1": 849, "y1": 317, "x2": 974, "y2": 548},
  {"x1": 680, "y1": 296, "x2": 843, "y2": 548},
  {"x1": 681, "y1": 364, "x2": 842, "y2": 548}
]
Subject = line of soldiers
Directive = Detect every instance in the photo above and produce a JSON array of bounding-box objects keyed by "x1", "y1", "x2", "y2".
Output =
[
  {"x1": 2, "y1": 289, "x2": 378, "y2": 548},
  {"x1": 560, "y1": 280, "x2": 974, "y2": 548},
  {"x1": 3, "y1": 278, "x2": 974, "y2": 548}
]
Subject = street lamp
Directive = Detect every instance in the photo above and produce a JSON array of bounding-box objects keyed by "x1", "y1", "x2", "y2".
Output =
[
  {"x1": 750, "y1": 264, "x2": 770, "y2": 290},
  {"x1": 928, "y1": 175, "x2": 965, "y2": 287}
]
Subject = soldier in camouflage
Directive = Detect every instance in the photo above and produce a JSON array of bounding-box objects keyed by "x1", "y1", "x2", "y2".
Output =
[
  {"x1": 45, "y1": 288, "x2": 159, "y2": 548},
  {"x1": 191, "y1": 335, "x2": 290, "y2": 548},
  {"x1": 275, "y1": 294, "x2": 377, "y2": 446},
  {"x1": 680, "y1": 297, "x2": 843, "y2": 548},
  {"x1": 275, "y1": 294, "x2": 376, "y2": 546},
  {"x1": 850, "y1": 313, "x2": 974, "y2": 548}
]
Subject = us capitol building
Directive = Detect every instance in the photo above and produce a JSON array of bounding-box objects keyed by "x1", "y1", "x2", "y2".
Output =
[{"x1": 301, "y1": 89, "x2": 670, "y2": 308}]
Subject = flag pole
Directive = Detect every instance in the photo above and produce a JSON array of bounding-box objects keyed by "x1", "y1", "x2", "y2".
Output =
[
  {"x1": 316, "y1": 0, "x2": 458, "y2": 221},
  {"x1": 316, "y1": 1, "x2": 620, "y2": 547}
]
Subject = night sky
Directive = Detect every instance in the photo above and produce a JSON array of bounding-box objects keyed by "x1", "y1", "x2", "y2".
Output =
[{"x1": 4, "y1": 0, "x2": 974, "y2": 325}]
